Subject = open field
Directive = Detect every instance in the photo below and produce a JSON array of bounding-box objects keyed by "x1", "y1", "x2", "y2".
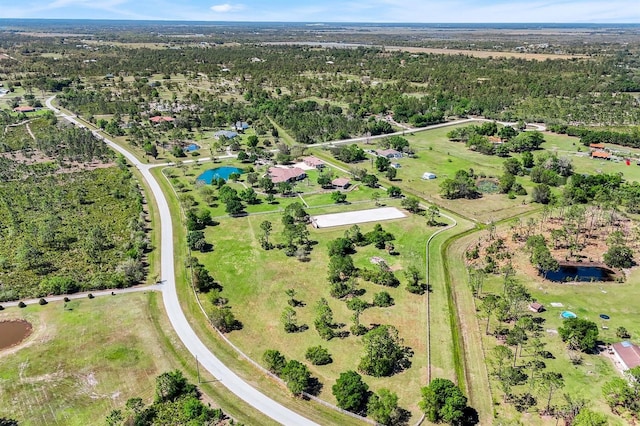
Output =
[
  {"x1": 0, "y1": 292, "x2": 178, "y2": 425},
  {"x1": 383, "y1": 45, "x2": 588, "y2": 61},
  {"x1": 194, "y1": 209, "x2": 445, "y2": 421}
]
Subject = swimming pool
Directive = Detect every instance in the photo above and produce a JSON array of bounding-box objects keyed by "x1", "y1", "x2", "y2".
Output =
[
  {"x1": 184, "y1": 143, "x2": 200, "y2": 152},
  {"x1": 196, "y1": 167, "x2": 243, "y2": 184},
  {"x1": 561, "y1": 311, "x2": 577, "y2": 319}
]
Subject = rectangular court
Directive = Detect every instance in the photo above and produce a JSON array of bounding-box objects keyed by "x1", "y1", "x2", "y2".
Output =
[{"x1": 311, "y1": 207, "x2": 407, "y2": 228}]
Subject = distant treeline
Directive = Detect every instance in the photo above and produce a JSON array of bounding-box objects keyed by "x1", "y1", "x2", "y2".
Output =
[{"x1": 549, "y1": 124, "x2": 640, "y2": 149}]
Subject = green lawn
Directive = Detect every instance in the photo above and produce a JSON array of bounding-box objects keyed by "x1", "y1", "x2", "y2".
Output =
[
  {"x1": 0, "y1": 293, "x2": 179, "y2": 425},
  {"x1": 192, "y1": 208, "x2": 453, "y2": 420}
]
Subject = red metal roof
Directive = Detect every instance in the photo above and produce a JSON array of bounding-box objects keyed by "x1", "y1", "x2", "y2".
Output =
[{"x1": 613, "y1": 341, "x2": 640, "y2": 370}]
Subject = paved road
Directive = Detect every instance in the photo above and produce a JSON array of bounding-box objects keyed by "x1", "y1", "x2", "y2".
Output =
[{"x1": 46, "y1": 96, "x2": 318, "y2": 426}]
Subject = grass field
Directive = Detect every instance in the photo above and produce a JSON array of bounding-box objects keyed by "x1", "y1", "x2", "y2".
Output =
[
  {"x1": 0, "y1": 292, "x2": 178, "y2": 425},
  {"x1": 192, "y1": 204, "x2": 452, "y2": 420}
]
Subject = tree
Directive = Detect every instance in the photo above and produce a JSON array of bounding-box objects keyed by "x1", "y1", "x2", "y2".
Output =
[
  {"x1": 419, "y1": 378, "x2": 468, "y2": 424},
  {"x1": 376, "y1": 156, "x2": 391, "y2": 172},
  {"x1": 281, "y1": 306, "x2": 299, "y2": 333},
  {"x1": 155, "y1": 370, "x2": 197, "y2": 402},
  {"x1": 317, "y1": 173, "x2": 333, "y2": 188},
  {"x1": 246, "y1": 172, "x2": 258, "y2": 186},
  {"x1": 522, "y1": 151, "x2": 534, "y2": 168},
  {"x1": 347, "y1": 297, "x2": 369, "y2": 335},
  {"x1": 532, "y1": 183, "x2": 553, "y2": 204},
  {"x1": 373, "y1": 291, "x2": 394, "y2": 307},
  {"x1": 405, "y1": 265, "x2": 425, "y2": 294},
  {"x1": 327, "y1": 237, "x2": 354, "y2": 257},
  {"x1": 224, "y1": 198, "x2": 245, "y2": 216},
  {"x1": 386, "y1": 166, "x2": 397, "y2": 181},
  {"x1": 387, "y1": 186, "x2": 402, "y2": 198},
  {"x1": 602, "y1": 376, "x2": 635, "y2": 413},
  {"x1": 259, "y1": 220, "x2": 272, "y2": 249},
  {"x1": 239, "y1": 187, "x2": 259, "y2": 204},
  {"x1": 439, "y1": 169, "x2": 480, "y2": 199},
  {"x1": 480, "y1": 294, "x2": 499, "y2": 334},
  {"x1": 281, "y1": 360, "x2": 310, "y2": 396},
  {"x1": 305, "y1": 346, "x2": 332, "y2": 365},
  {"x1": 367, "y1": 388, "x2": 400, "y2": 425},
  {"x1": 604, "y1": 245, "x2": 634, "y2": 268},
  {"x1": 209, "y1": 306, "x2": 239, "y2": 333},
  {"x1": 616, "y1": 326, "x2": 630, "y2": 339},
  {"x1": 359, "y1": 325, "x2": 411, "y2": 377},
  {"x1": 263, "y1": 349, "x2": 287, "y2": 375},
  {"x1": 331, "y1": 191, "x2": 347, "y2": 203},
  {"x1": 328, "y1": 254, "x2": 356, "y2": 283},
  {"x1": 426, "y1": 205, "x2": 441, "y2": 226},
  {"x1": 332, "y1": 371, "x2": 369, "y2": 413},
  {"x1": 539, "y1": 372, "x2": 564, "y2": 413},
  {"x1": 401, "y1": 196, "x2": 420, "y2": 213},
  {"x1": 558, "y1": 318, "x2": 599, "y2": 353},
  {"x1": 362, "y1": 174, "x2": 379, "y2": 188},
  {"x1": 187, "y1": 230, "x2": 207, "y2": 251},
  {"x1": 314, "y1": 298, "x2": 335, "y2": 340},
  {"x1": 573, "y1": 409, "x2": 608, "y2": 426}
]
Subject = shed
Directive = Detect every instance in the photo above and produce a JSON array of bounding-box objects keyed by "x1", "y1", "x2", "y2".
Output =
[
  {"x1": 422, "y1": 172, "x2": 437, "y2": 180},
  {"x1": 529, "y1": 302, "x2": 544, "y2": 313}
]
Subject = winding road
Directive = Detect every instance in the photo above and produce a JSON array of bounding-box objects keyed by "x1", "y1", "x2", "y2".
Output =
[{"x1": 46, "y1": 96, "x2": 318, "y2": 426}]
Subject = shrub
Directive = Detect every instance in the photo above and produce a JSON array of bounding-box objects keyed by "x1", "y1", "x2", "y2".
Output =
[
  {"x1": 63, "y1": 297, "x2": 70, "y2": 302},
  {"x1": 305, "y1": 346, "x2": 333, "y2": 365},
  {"x1": 39, "y1": 298, "x2": 47, "y2": 305},
  {"x1": 0, "y1": 305, "x2": 4, "y2": 311},
  {"x1": 373, "y1": 291, "x2": 394, "y2": 307},
  {"x1": 18, "y1": 301, "x2": 26, "y2": 308},
  {"x1": 88, "y1": 293, "x2": 95, "y2": 299},
  {"x1": 263, "y1": 349, "x2": 287, "y2": 376}
]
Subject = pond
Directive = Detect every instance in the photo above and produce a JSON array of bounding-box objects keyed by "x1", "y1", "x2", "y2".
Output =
[
  {"x1": 196, "y1": 167, "x2": 243, "y2": 184},
  {"x1": 0, "y1": 320, "x2": 33, "y2": 350},
  {"x1": 544, "y1": 265, "x2": 615, "y2": 282}
]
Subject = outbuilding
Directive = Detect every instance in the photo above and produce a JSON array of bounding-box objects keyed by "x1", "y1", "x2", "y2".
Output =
[{"x1": 422, "y1": 172, "x2": 437, "y2": 180}]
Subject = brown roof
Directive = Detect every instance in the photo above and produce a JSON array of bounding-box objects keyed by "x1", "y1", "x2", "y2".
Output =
[
  {"x1": 612, "y1": 342, "x2": 640, "y2": 370},
  {"x1": 332, "y1": 177, "x2": 350, "y2": 187},
  {"x1": 589, "y1": 143, "x2": 606, "y2": 149},
  {"x1": 303, "y1": 156, "x2": 324, "y2": 167},
  {"x1": 268, "y1": 167, "x2": 306, "y2": 183},
  {"x1": 150, "y1": 116, "x2": 175, "y2": 123},
  {"x1": 529, "y1": 302, "x2": 544, "y2": 312},
  {"x1": 591, "y1": 151, "x2": 611, "y2": 159},
  {"x1": 13, "y1": 106, "x2": 35, "y2": 112},
  {"x1": 488, "y1": 136, "x2": 503, "y2": 143}
]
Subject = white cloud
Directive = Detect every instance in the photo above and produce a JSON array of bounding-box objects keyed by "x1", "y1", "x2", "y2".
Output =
[{"x1": 210, "y1": 3, "x2": 244, "y2": 13}]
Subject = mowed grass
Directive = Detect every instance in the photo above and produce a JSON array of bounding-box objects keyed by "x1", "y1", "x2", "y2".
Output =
[
  {"x1": 453, "y1": 227, "x2": 639, "y2": 425},
  {"x1": 0, "y1": 292, "x2": 176, "y2": 426},
  {"x1": 195, "y1": 211, "x2": 442, "y2": 419}
]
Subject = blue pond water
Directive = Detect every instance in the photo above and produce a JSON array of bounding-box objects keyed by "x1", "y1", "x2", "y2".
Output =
[
  {"x1": 197, "y1": 167, "x2": 243, "y2": 184},
  {"x1": 184, "y1": 143, "x2": 199, "y2": 152},
  {"x1": 544, "y1": 265, "x2": 613, "y2": 282}
]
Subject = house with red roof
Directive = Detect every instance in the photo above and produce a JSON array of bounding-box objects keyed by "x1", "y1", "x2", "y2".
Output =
[
  {"x1": 332, "y1": 177, "x2": 350, "y2": 189},
  {"x1": 268, "y1": 167, "x2": 306, "y2": 184},
  {"x1": 149, "y1": 116, "x2": 175, "y2": 124},
  {"x1": 612, "y1": 341, "x2": 640, "y2": 371},
  {"x1": 303, "y1": 156, "x2": 325, "y2": 169},
  {"x1": 13, "y1": 106, "x2": 35, "y2": 113},
  {"x1": 591, "y1": 150, "x2": 611, "y2": 160}
]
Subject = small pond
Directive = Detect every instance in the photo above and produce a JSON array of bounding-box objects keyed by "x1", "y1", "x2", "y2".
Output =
[
  {"x1": 0, "y1": 320, "x2": 33, "y2": 350},
  {"x1": 196, "y1": 167, "x2": 243, "y2": 184},
  {"x1": 544, "y1": 265, "x2": 615, "y2": 282}
]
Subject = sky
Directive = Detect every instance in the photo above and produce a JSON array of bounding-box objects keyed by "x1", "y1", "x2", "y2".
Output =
[{"x1": 2, "y1": 0, "x2": 640, "y2": 23}]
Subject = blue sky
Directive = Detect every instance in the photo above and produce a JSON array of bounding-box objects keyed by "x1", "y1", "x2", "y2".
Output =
[{"x1": 2, "y1": 0, "x2": 640, "y2": 22}]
